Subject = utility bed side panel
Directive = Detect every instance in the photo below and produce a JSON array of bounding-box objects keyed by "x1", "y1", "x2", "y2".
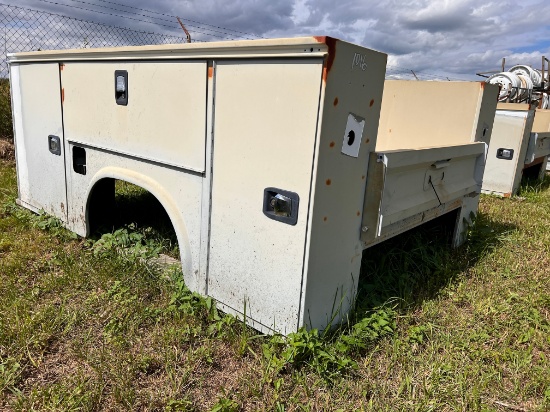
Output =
[
  {"x1": 61, "y1": 61, "x2": 208, "y2": 172},
  {"x1": 63, "y1": 144, "x2": 204, "y2": 291},
  {"x1": 529, "y1": 109, "x2": 550, "y2": 167},
  {"x1": 475, "y1": 83, "x2": 500, "y2": 146},
  {"x1": 10, "y1": 63, "x2": 67, "y2": 220}
]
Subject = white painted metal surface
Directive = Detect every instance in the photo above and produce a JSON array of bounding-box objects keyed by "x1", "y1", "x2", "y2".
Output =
[
  {"x1": 375, "y1": 143, "x2": 485, "y2": 234},
  {"x1": 376, "y1": 80, "x2": 497, "y2": 150},
  {"x1": 363, "y1": 80, "x2": 498, "y2": 247},
  {"x1": 531, "y1": 108, "x2": 550, "y2": 173},
  {"x1": 207, "y1": 59, "x2": 323, "y2": 333},
  {"x1": 482, "y1": 105, "x2": 550, "y2": 196},
  {"x1": 525, "y1": 132, "x2": 550, "y2": 165},
  {"x1": 297, "y1": 40, "x2": 386, "y2": 332},
  {"x1": 64, "y1": 143, "x2": 204, "y2": 292},
  {"x1": 8, "y1": 37, "x2": 497, "y2": 335},
  {"x1": 61, "y1": 61, "x2": 208, "y2": 172},
  {"x1": 10, "y1": 63, "x2": 67, "y2": 219}
]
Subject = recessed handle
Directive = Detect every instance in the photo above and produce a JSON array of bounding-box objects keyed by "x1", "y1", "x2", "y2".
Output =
[
  {"x1": 48, "y1": 135, "x2": 61, "y2": 156},
  {"x1": 496, "y1": 148, "x2": 514, "y2": 160},
  {"x1": 115, "y1": 70, "x2": 128, "y2": 106},
  {"x1": 263, "y1": 187, "x2": 299, "y2": 225},
  {"x1": 73, "y1": 146, "x2": 87, "y2": 175}
]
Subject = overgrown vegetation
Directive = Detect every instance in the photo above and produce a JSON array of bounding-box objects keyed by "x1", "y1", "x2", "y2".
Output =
[
  {"x1": 0, "y1": 79, "x2": 13, "y2": 140},
  {"x1": 1, "y1": 152, "x2": 549, "y2": 410},
  {"x1": 88, "y1": 180, "x2": 180, "y2": 260}
]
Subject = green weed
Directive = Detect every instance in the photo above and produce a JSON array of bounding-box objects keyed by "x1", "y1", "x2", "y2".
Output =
[
  {"x1": 260, "y1": 307, "x2": 397, "y2": 384},
  {"x1": 0, "y1": 357, "x2": 21, "y2": 393},
  {"x1": 0, "y1": 79, "x2": 12, "y2": 139},
  {"x1": 210, "y1": 395, "x2": 239, "y2": 412},
  {"x1": 88, "y1": 223, "x2": 163, "y2": 260}
]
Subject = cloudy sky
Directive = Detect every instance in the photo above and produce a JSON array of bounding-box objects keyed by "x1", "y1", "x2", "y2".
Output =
[{"x1": 4, "y1": 0, "x2": 550, "y2": 80}]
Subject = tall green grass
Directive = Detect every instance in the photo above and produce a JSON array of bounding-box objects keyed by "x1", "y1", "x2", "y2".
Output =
[
  {"x1": 0, "y1": 79, "x2": 13, "y2": 139},
  {"x1": 1, "y1": 156, "x2": 548, "y2": 410}
]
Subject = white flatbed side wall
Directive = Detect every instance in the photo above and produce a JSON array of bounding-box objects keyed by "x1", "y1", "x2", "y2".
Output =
[
  {"x1": 525, "y1": 110, "x2": 550, "y2": 171},
  {"x1": 376, "y1": 81, "x2": 498, "y2": 151}
]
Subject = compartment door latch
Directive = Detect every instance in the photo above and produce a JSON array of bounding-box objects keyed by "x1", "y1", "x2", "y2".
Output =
[
  {"x1": 115, "y1": 70, "x2": 128, "y2": 106},
  {"x1": 263, "y1": 188, "x2": 299, "y2": 225}
]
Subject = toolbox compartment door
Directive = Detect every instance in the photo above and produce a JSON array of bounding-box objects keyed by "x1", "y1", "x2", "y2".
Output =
[
  {"x1": 61, "y1": 61, "x2": 207, "y2": 172},
  {"x1": 207, "y1": 59, "x2": 324, "y2": 333},
  {"x1": 362, "y1": 142, "x2": 486, "y2": 244},
  {"x1": 11, "y1": 63, "x2": 67, "y2": 220}
]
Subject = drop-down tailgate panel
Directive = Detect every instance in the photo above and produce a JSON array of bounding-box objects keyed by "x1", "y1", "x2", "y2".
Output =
[{"x1": 361, "y1": 142, "x2": 486, "y2": 246}]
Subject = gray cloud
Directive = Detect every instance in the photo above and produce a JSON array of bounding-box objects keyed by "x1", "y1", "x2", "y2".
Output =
[
  {"x1": 400, "y1": 1, "x2": 475, "y2": 33},
  {"x1": 4, "y1": 0, "x2": 550, "y2": 80}
]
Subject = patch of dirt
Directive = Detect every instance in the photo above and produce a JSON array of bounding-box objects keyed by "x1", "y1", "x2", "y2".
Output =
[
  {"x1": 0, "y1": 138, "x2": 14, "y2": 161},
  {"x1": 186, "y1": 341, "x2": 267, "y2": 411}
]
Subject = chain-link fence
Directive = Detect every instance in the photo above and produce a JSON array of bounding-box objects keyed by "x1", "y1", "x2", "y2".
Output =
[
  {"x1": 0, "y1": 3, "x2": 189, "y2": 138},
  {"x1": 0, "y1": 3, "x2": 188, "y2": 77}
]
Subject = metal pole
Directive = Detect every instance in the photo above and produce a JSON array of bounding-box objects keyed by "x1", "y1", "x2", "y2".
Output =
[
  {"x1": 542, "y1": 56, "x2": 546, "y2": 91},
  {"x1": 176, "y1": 17, "x2": 192, "y2": 43},
  {"x1": 501, "y1": 58, "x2": 505, "y2": 72}
]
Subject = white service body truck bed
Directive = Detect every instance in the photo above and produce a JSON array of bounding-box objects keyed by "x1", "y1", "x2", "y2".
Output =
[{"x1": 9, "y1": 37, "x2": 497, "y2": 334}]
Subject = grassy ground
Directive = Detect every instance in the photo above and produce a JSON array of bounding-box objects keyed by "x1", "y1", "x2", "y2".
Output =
[{"x1": 0, "y1": 146, "x2": 549, "y2": 411}]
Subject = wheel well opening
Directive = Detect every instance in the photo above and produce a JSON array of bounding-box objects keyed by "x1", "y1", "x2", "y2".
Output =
[{"x1": 87, "y1": 178, "x2": 179, "y2": 258}]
